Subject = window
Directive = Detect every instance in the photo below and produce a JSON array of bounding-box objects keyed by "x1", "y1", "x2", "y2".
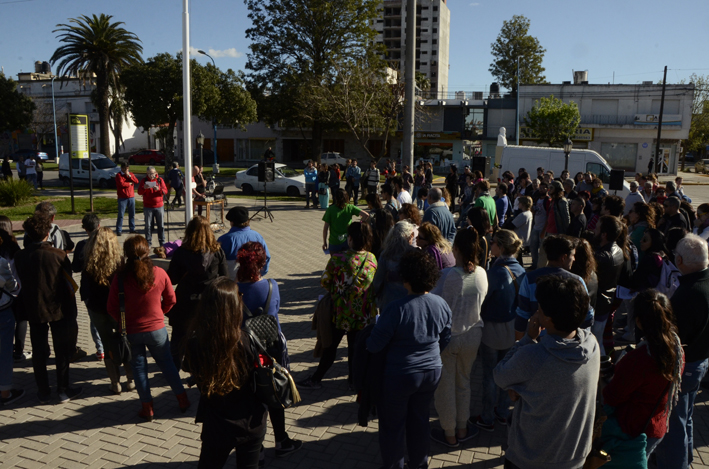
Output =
[
  {"x1": 247, "y1": 167, "x2": 259, "y2": 176},
  {"x1": 433, "y1": 28, "x2": 437, "y2": 33},
  {"x1": 433, "y1": 6, "x2": 438, "y2": 11},
  {"x1": 586, "y1": 162, "x2": 611, "y2": 184},
  {"x1": 433, "y1": 16, "x2": 438, "y2": 22},
  {"x1": 432, "y1": 39, "x2": 437, "y2": 44},
  {"x1": 432, "y1": 50, "x2": 437, "y2": 56}
]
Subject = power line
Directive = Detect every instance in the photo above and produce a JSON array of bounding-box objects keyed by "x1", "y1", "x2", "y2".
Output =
[{"x1": 0, "y1": 0, "x2": 36, "y2": 4}]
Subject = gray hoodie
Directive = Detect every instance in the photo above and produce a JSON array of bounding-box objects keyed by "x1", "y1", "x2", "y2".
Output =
[{"x1": 494, "y1": 329, "x2": 600, "y2": 469}]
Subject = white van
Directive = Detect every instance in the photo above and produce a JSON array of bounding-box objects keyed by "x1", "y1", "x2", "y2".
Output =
[
  {"x1": 499, "y1": 145, "x2": 631, "y2": 197},
  {"x1": 58, "y1": 153, "x2": 121, "y2": 188}
]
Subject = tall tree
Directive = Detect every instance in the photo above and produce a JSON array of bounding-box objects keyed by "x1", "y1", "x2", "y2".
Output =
[
  {"x1": 489, "y1": 15, "x2": 547, "y2": 92},
  {"x1": 51, "y1": 14, "x2": 143, "y2": 157},
  {"x1": 28, "y1": 98, "x2": 67, "y2": 154},
  {"x1": 0, "y1": 74, "x2": 35, "y2": 132},
  {"x1": 244, "y1": 0, "x2": 381, "y2": 162},
  {"x1": 683, "y1": 74, "x2": 709, "y2": 169},
  {"x1": 523, "y1": 95, "x2": 580, "y2": 146}
]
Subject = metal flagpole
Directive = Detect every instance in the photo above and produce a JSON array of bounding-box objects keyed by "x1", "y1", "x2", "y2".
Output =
[
  {"x1": 182, "y1": 0, "x2": 194, "y2": 221},
  {"x1": 402, "y1": 0, "x2": 416, "y2": 172}
]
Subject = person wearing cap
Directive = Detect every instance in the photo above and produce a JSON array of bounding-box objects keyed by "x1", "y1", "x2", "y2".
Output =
[
  {"x1": 217, "y1": 206, "x2": 271, "y2": 279},
  {"x1": 541, "y1": 180, "x2": 570, "y2": 237}
]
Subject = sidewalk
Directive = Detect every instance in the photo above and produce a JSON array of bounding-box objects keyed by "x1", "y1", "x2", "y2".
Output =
[{"x1": 1, "y1": 198, "x2": 708, "y2": 468}]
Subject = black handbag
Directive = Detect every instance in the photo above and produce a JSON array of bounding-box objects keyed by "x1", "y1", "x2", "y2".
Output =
[
  {"x1": 246, "y1": 328, "x2": 301, "y2": 409},
  {"x1": 114, "y1": 275, "x2": 132, "y2": 363}
]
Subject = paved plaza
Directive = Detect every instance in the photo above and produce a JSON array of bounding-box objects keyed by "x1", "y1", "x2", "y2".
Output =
[{"x1": 3, "y1": 189, "x2": 709, "y2": 468}]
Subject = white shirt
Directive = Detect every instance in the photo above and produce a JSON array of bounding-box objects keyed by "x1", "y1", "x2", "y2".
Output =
[
  {"x1": 396, "y1": 189, "x2": 413, "y2": 206},
  {"x1": 24, "y1": 158, "x2": 36, "y2": 175},
  {"x1": 624, "y1": 191, "x2": 645, "y2": 216}
]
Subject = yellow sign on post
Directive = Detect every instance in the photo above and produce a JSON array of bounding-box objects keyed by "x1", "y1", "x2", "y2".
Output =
[{"x1": 69, "y1": 114, "x2": 90, "y2": 158}]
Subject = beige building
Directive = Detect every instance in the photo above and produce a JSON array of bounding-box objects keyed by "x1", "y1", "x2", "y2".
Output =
[{"x1": 374, "y1": 0, "x2": 450, "y2": 98}]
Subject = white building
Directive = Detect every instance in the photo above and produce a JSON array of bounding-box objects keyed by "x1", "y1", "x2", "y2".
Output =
[
  {"x1": 488, "y1": 73, "x2": 694, "y2": 175},
  {"x1": 374, "y1": 0, "x2": 450, "y2": 97},
  {"x1": 6, "y1": 63, "x2": 147, "y2": 158}
]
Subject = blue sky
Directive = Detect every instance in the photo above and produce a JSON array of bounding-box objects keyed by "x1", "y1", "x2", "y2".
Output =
[{"x1": 1, "y1": 0, "x2": 708, "y2": 91}]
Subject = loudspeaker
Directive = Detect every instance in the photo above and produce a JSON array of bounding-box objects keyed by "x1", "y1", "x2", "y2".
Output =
[
  {"x1": 609, "y1": 169, "x2": 625, "y2": 191},
  {"x1": 471, "y1": 157, "x2": 487, "y2": 174},
  {"x1": 258, "y1": 161, "x2": 275, "y2": 182}
]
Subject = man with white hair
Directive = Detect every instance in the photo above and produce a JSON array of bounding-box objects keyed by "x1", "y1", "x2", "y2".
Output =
[
  {"x1": 654, "y1": 234, "x2": 709, "y2": 468},
  {"x1": 624, "y1": 182, "x2": 645, "y2": 216},
  {"x1": 422, "y1": 188, "x2": 456, "y2": 243},
  {"x1": 137, "y1": 166, "x2": 168, "y2": 247}
]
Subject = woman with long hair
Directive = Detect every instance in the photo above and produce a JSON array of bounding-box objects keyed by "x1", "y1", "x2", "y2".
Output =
[
  {"x1": 83, "y1": 227, "x2": 134, "y2": 394},
  {"x1": 369, "y1": 208, "x2": 394, "y2": 259},
  {"x1": 366, "y1": 249, "x2": 451, "y2": 468},
  {"x1": 629, "y1": 202, "x2": 656, "y2": 254},
  {"x1": 318, "y1": 163, "x2": 331, "y2": 209},
  {"x1": 299, "y1": 222, "x2": 378, "y2": 389},
  {"x1": 167, "y1": 216, "x2": 228, "y2": 369},
  {"x1": 107, "y1": 235, "x2": 188, "y2": 421},
  {"x1": 475, "y1": 229, "x2": 526, "y2": 432},
  {"x1": 692, "y1": 203, "x2": 709, "y2": 241},
  {"x1": 570, "y1": 238, "x2": 599, "y2": 310},
  {"x1": 602, "y1": 289, "x2": 684, "y2": 462},
  {"x1": 416, "y1": 222, "x2": 454, "y2": 270},
  {"x1": 398, "y1": 203, "x2": 422, "y2": 226},
  {"x1": 184, "y1": 277, "x2": 267, "y2": 469},
  {"x1": 430, "y1": 228, "x2": 488, "y2": 446},
  {"x1": 372, "y1": 220, "x2": 417, "y2": 310},
  {"x1": 236, "y1": 242, "x2": 301, "y2": 456},
  {"x1": 365, "y1": 192, "x2": 383, "y2": 212},
  {"x1": 467, "y1": 207, "x2": 492, "y2": 269},
  {"x1": 323, "y1": 188, "x2": 369, "y2": 255}
]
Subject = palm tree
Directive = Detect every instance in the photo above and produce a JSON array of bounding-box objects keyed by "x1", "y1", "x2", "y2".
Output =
[{"x1": 51, "y1": 14, "x2": 143, "y2": 158}]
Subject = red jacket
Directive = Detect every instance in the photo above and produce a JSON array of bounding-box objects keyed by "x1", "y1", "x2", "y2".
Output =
[
  {"x1": 138, "y1": 176, "x2": 168, "y2": 208},
  {"x1": 116, "y1": 171, "x2": 139, "y2": 199},
  {"x1": 107, "y1": 266, "x2": 176, "y2": 334}
]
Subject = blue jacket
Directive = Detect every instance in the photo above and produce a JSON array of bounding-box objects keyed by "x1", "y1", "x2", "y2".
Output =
[
  {"x1": 217, "y1": 226, "x2": 271, "y2": 274},
  {"x1": 515, "y1": 266, "x2": 594, "y2": 333},
  {"x1": 346, "y1": 166, "x2": 362, "y2": 184},
  {"x1": 482, "y1": 257, "x2": 526, "y2": 323},
  {"x1": 304, "y1": 167, "x2": 318, "y2": 185},
  {"x1": 422, "y1": 202, "x2": 456, "y2": 243}
]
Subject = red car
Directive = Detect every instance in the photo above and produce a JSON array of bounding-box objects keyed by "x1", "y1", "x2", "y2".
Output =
[{"x1": 128, "y1": 149, "x2": 166, "y2": 165}]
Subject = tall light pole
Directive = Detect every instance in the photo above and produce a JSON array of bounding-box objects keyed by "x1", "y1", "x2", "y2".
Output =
[
  {"x1": 402, "y1": 0, "x2": 417, "y2": 172},
  {"x1": 197, "y1": 131, "x2": 204, "y2": 169},
  {"x1": 182, "y1": 0, "x2": 194, "y2": 220},
  {"x1": 51, "y1": 77, "x2": 59, "y2": 160},
  {"x1": 516, "y1": 57, "x2": 520, "y2": 146},
  {"x1": 198, "y1": 49, "x2": 218, "y2": 171}
]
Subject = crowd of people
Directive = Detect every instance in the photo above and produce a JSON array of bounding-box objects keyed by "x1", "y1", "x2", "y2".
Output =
[
  {"x1": 2, "y1": 156, "x2": 45, "y2": 189},
  {"x1": 2, "y1": 157, "x2": 709, "y2": 469}
]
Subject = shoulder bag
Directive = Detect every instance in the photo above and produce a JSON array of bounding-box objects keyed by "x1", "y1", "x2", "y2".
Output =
[
  {"x1": 246, "y1": 328, "x2": 301, "y2": 409},
  {"x1": 113, "y1": 275, "x2": 132, "y2": 363}
]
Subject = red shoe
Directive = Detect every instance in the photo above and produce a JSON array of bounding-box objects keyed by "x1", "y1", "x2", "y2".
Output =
[
  {"x1": 139, "y1": 401, "x2": 154, "y2": 422},
  {"x1": 176, "y1": 392, "x2": 191, "y2": 413},
  {"x1": 96, "y1": 352, "x2": 104, "y2": 361}
]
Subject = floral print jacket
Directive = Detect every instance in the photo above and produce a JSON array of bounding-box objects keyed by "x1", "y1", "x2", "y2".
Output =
[{"x1": 321, "y1": 250, "x2": 378, "y2": 332}]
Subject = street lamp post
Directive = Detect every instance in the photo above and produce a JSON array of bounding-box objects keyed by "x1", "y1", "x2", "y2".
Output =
[
  {"x1": 197, "y1": 131, "x2": 204, "y2": 169},
  {"x1": 563, "y1": 137, "x2": 573, "y2": 172},
  {"x1": 43, "y1": 78, "x2": 60, "y2": 160},
  {"x1": 198, "y1": 50, "x2": 218, "y2": 171}
]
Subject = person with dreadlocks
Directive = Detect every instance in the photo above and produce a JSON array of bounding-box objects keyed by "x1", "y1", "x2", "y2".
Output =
[{"x1": 601, "y1": 289, "x2": 684, "y2": 465}]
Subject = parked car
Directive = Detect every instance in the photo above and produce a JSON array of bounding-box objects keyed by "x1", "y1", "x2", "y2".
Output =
[
  {"x1": 58, "y1": 153, "x2": 121, "y2": 188},
  {"x1": 695, "y1": 159, "x2": 709, "y2": 174},
  {"x1": 9, "y1": 149, "x2": 49, "y2": 161},
  {"x1": 129, "y1": 149, "x2": 166, "y2": 165},
  {"x1": 302, "y1": 152, "x2": 348, "y2": 168},
  {"x1": 234, "y1": 163, "x2": 305, "y2": 196}
]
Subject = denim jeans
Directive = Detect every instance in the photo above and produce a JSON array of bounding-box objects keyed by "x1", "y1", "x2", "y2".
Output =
[
  {"x1": 198, "y1": 432, "x2": 264, "y2": 469},
  {"x1": 412, "y1": 186, "x2": 420, "y2": 206},
  {"x1": 87, "y1": 309, "x2": 103, "y2": 354},
  {"x1": 529, "y1": 228, "x2": 542, "y2": 269},
  {"x1": 305, "y1": 183, "x2": 318, "y2": 207},
  {"x1": 128, "y1": 326, "x2": 185, "y2": 402},
  {"x1": 116, "y1": 197, "x2": 136, "y2": 234},
  {"x1": 143, "y1": 206, "x2": 164, "y2": 247},
  {"x1": 0, "y1": 306, "x2": 15, "y2": 392},
  {"x1": 26, "y1": 173, "x2": 37, "y2": 190},
  {"x1": 591, "y1": 317, "x2": 608, "y2": 356},
  {"x1": 654, "y1": 358, "x2": 709, "y2": 469},
  {"x1": 479, "y1": 342, "x2": 512, "y2": 424}
]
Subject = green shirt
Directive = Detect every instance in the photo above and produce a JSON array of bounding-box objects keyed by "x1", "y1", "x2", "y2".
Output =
[
  {"x1": 474, "y1": 194, "x2": 497, "y2": 226},
  {"x1": 323, "y1": 204, "x2": 362, "y2": 246}
]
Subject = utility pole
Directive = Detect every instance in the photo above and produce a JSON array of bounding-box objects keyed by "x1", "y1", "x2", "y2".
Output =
[
  {"x1": 402, "y1": 0, "x2": 417, "y2": 172},
  {"x1": 516, "y1": 57, "x2": 520, "y2": 146},
  {"x1": 654, "y1": 66, "x2": 667, "y2": 174},
  {"x1": 182, "y1": 0, "x2": 194, "y2": 220}
]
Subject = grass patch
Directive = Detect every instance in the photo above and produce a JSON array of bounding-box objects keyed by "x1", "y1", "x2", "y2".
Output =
[{"x1": 0, "y1": 196, "x2": 143, "y2": 221}]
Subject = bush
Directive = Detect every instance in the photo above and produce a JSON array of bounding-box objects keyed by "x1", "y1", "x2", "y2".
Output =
[{"x1": 0, "y1": 179, "x2": 34, "y2": 207}]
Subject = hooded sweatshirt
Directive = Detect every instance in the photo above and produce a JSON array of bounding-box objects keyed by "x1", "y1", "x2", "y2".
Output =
[{"x1": 493, "y1": 329, "x2": 600, "y2": 469}]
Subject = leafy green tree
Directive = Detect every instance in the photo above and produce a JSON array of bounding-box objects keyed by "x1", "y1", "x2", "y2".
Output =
[
  {"x1": 244, "y1": 0, "x2": 381, "y2": 161},
  {"x1": 51, "y1": 14, "x2": 143, "y2": 157},
  {"x1": 683, "y1": 74, "x2": 709, "y2": 169},
  {"x1": 523, "y1": 95, "x2": 580, "y2": 146},
  {"x1": 0, "y1": 74, "x2": 35, "y2": 132},
  {"x1": 489, "y1": 15, "x2": 547, "y2": 92}
]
